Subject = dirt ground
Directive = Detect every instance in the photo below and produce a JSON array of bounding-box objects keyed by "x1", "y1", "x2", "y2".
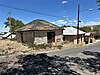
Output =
[
  {"x1": 0, "y1": 39, "x2": 100, "y2": 75},
  {"x1": 0, "y1": 39, "x2": 86, "y2": 55}
]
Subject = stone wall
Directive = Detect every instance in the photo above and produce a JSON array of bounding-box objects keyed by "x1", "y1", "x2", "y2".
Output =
[
  {"x1": 16, "y1": 30, "x2": 63, "y2": 46},
  {"x1": 74, "y1": 35, "x2": 85, "y2": 44},
  {"x1": 64, "y1": 35, "x2": 76, "y2": 42},
  {"x1": 85, "y1": 34, "x2": 95, "y2": 43},
  {"x1": 34, "y1": 30, "x2": 63, "y2": 44},
  {"x1": 34, "y1": 31, "x2": 47, "y2": 44},
  {"x1": 16, "y1": 31, "x2": 35, "y2": 47},
  {"x1": 26, "y1": 31, "x2": 34, "y2": 46},
  {"x1": 64, "y1": 35, "x2": 85, "y2": 44},
  {"x1": 16, "y1": 32, "x2": 22, "y2": 43},
  {"x1": 55, "y1": 30, "x2": 63, "y2": 44},
  {"x1": 22, "y1": 32, "x2": 27, "y2": 43}
]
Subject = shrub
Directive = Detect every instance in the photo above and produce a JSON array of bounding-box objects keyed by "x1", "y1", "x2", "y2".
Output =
[
  {"x1": 32, "y1": 44, "x2": 63, "y2": 50},
  {"x1": 56, "y1": 45, "x2": 62, "y2": 50},
  {"x1": 45, "y1": 44, "x2": 52, "y2": 49},
  {"x1": 32, "y1": 44, "x2": 52, "y2": 50},
  {"x1": 10, "y1": 37, "x2": 17, "y2": 41}
]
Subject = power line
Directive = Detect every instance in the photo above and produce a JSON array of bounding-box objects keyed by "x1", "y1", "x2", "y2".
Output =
[{"x1": 0, "y1": 4, "x2": 65, "y2": 19}]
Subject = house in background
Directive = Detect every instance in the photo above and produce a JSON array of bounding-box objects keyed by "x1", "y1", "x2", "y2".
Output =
[
  {"x1": 85, "y1": 32, "x2": 95, "y2": 44},
  {"x1": 1, "y1": 32, "x2": 16, "y2": 39},
  {"x1": 63, "y1": 27, "x2": 86, "y2": 44},
  {"x1": 15, "y1": 19, "x2": 63, "y2": 46}
]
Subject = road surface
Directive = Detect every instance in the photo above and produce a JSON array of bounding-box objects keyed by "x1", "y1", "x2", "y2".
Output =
[{"x1": 47, "y1": 41, "x2": 100, "y2": 57}]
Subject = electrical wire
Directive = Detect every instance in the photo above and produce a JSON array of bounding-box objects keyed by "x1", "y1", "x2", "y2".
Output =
[{"x1": 0, "y1": 4, "x2": 65, "y2": 19}]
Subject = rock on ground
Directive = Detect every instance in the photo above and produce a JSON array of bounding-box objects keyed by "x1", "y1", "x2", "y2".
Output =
[{"x1": 0, "y1": 51, "x2": 100, "y2": 75}]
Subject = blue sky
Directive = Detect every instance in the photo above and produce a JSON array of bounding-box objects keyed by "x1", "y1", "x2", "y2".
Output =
[{"x1": 0, "y1": 0, "x2": 100, "y2": 32}]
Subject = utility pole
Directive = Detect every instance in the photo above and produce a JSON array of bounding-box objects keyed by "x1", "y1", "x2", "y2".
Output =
[
  {"x1": 77, "y1": 4, "x2": 80, "y2": 44},
  {"x1": 8, "y1": 12, "x2": 12, "y2": 39}
]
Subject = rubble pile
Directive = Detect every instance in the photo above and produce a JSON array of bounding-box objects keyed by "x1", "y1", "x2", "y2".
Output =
[
  {"x1": 2, "y1": 54, "x2": 80, "y2": 75},
  {"x1": 0, "y1": 51, "x2": 100, "y2": 75},
  {"x1": 69, "y1": 57, "x2": 100, "y2": 73},
  {"x1": 0, "y1": 63, "x2": 8, "y2": 74},
  {"x1": 82, "y1": 51, "x2": 100, "y2": 58}
]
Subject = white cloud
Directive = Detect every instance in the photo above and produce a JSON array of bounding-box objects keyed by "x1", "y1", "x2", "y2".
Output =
[
  {"x1": 51, "y1": 20, "x2": 68, "y2": 26},
  {"x1": 68, "y1": 19, "x2": 77, "y2": 23},
  {"x1": 73, "y1": 20, "x2": 77, "y2": 23},
  {"x1": 63, "y1": 16, "x2": 69, "y2": 20},
  {"x1": 63, "y1": 16, "x2": 66, "y2": 18},
  {"x1": 62, "y1": 1, "x2": 67, "y2": 4},
  {"x1": 51, "y1": 19, "x2": 77, "y2": 26},
  {"x1": 51, "y1": 20, "x2": 100, "y2": 27},
  {"x1": 0, "y1": 27, "x2": 9, "y2": 32},
  {"x1": 96, "y1": 18, "x2": 99, "y2": 20},
  {"x1": 68, "y1": 20, "x2": 73, "y2": 23},
  {"x1": 51, "y1": 22, "x2": 55, "y2": 24},
  {"x1": 67, "y1": 23, "x2": 72, "y2": 25},
  {"x1": 81, "y1": 21, "x2": 100, "y2": 26}
]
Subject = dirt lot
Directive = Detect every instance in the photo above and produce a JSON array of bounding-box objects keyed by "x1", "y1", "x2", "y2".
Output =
[{"x1": 0, "y1": 40, "x2": 100, "y2": 75}]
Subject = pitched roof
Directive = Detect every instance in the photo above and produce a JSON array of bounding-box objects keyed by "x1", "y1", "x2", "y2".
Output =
[
  {"x1": 85, "y1": 32, "x2": 95, "y2": 36},
  {"x1": 63, "y1": 27, "x2": 86, "y2": 35},
  {"x1": 16, "y1": 19, "x2": 63, "y2": 31}
]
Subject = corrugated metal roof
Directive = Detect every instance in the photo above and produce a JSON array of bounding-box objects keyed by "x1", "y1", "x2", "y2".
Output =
[
  {"x1": 85, "y1": 33, "x2": 91, "y2": 36},
  {"x1": 63, "y1": 27, "x2": 86, "y2": 35},
  {"x1": 16, "y1": 19, "x2": 63, "y2": 31},
  {"x1": 85, "y1": 32, "x2": 95, "y2": 36}
]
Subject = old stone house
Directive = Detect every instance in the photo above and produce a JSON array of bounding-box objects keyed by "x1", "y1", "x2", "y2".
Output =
[
  {"x1": 15, "y1": 19, "x2": 63, "y2": 46},
  {"x1": 63, "y1": 27, "x2": 85, "y2": 43},
  {"x1": 85, "y1": 32, "x2": 95, "y2": 44}
]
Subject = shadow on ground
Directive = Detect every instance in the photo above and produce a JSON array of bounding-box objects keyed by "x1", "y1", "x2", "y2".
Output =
[{"x1": 0, "y1": 51, "x2": 100, "y2": 75}]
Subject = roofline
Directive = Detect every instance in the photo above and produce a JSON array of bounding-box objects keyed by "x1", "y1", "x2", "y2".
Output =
[
  {"x1": 63, "y1": 33, "x2": 85, "y2": 36},
  {"x1": 15, "y1": 28, "x2": 64, "y2": 32},
  {"x1": 15, "y1": 19, "x2": 63, "y2": 32}
]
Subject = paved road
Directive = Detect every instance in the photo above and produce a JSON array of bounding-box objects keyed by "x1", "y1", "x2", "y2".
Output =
[{"x1": 47, "y1": 41, "x2": 100, "y2": 57}]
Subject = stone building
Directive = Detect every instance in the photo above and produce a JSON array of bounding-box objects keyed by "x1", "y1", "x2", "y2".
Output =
[
  {"x1": 63, "y1": 27, "x2": 85, "y2": 43},
  {"x1": 85, "y1": 32, "x2": 95, "y2": 44},
  {"x1": 15, "y1": 19, "x2": 63, "y2": 46}
]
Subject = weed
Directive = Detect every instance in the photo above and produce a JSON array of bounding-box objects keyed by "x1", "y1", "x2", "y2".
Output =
[
  {"x1": 56, "y1": 45, "x2": 62, "y2": 50},
  {"x1": 10, "y1": 37, "x2": 17, "y2": 41}
]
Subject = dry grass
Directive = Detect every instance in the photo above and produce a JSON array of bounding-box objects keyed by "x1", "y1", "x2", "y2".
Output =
[
  {"x1": 0, "y1": 39, "x2": 85, "y2": 55},
  {"x1": 0, "y1": 39, "x2": 32, "y2": 55},
  {"x1": 0, "y1": 39, "x2": 30, "y2": 51},
  {"x1": 63, "y1": 42, "x2": 85, "y2": 49},
  {"x1": 0, "y1": 40, "x2": 63, "y2": 55}
]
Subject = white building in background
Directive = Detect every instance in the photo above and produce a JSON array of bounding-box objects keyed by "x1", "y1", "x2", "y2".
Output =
[
  {"x1": 2, "y1": 32, "x2": 16, "y2": 39},
  {"x1": 63, "y1": 27, "x2": 86, "y2": 43}
]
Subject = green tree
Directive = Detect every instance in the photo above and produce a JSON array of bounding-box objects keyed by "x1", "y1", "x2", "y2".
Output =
[
  {"x1": 97, "y1": 0, "x2": 100, "y2": 10},
  {"x1": 80, "y1": 26, "x2": 91, "y2": 32},
  {"x1": 4, "y1": 17, "x2": 24, "y2": 32},
  {"x1": 93, "y1": 25, "x2": 100, "y2": 34},
  {"x1": 97, "y1": 0, "x2": 100, "y2": 2}
]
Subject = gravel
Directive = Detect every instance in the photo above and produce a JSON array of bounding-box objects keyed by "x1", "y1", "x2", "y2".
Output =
[{"x1": 0, "y1": 51, "x2": 100, "y2": 75}]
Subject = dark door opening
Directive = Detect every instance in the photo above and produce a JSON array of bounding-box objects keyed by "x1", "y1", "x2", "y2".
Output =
[
  {"x1": 47, "y1": 32, "x2": 55, "y2": 43},
  {"x1": 20, "y1": 32, "x2": 24, "y2": 43}
]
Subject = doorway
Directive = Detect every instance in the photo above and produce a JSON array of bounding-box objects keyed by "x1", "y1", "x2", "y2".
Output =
[
  {"x1": 47, "y1": 32, "x2": 55, "y2": 43},
  {"x1": 20, "y1": 32, "x2": 24, "y2": 43}
]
